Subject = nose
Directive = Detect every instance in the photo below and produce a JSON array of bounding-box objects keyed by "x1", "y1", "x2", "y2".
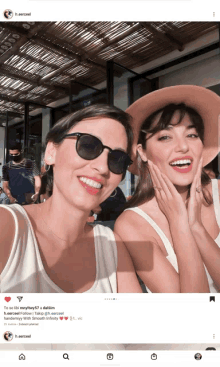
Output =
[
  {"x1": 90, "y1": 150, "x2": 109, "y2": 175},
  {"x1": 174, "y1": 136, "x2": 189, "y2": 153}
]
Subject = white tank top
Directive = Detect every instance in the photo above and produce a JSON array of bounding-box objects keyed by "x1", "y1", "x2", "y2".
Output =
[
  {"x1": 0, "y1": 204, "x2": 117, "y2": 293},
  {"x1": 126, "y1": 179, "x2": 220, "y2": 293}
]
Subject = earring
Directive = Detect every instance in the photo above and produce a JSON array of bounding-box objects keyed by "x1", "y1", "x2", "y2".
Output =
[
  {"x1": 110, "y1": 189, "x2": 117, "y2": 198},
  {"x1": 43, "y1": 159, "x2": 51, "y2": 172}
]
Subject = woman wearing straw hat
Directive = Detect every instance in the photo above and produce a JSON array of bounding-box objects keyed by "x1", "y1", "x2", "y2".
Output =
[{"x1": 115, "y1": 85, "x2": 220, "y2": 293}]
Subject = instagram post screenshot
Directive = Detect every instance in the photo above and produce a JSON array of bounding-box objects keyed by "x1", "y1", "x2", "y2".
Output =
[{"x1": 0, "y1": 0, "x2": 220, "y2": 365}]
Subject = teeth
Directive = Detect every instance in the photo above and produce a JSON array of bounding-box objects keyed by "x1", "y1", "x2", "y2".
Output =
[
  {"x1": 79, "y1": 177, "x2": 102, "y2": 189},
  {"x1": 170, "y1": 159, "x2": 192, "y2": 166}
]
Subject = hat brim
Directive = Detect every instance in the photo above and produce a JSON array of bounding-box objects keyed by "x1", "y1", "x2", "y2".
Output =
[{"x1": 126, "y1": 85, "x2": 220, "y2": 176}]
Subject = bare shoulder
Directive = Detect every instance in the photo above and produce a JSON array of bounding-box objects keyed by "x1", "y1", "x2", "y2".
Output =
[
  {"x1": 114, "y1": 208, "x2": 158, "y2": 244},
  {"x1": 0, "y1": 206, "x2": 15, "y2": 273},
  {"x1": 115, "y1": 210, "x2": 142, "y2": 236}
]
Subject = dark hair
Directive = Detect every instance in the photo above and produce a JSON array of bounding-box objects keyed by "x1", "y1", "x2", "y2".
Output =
[
  {"x1": 204, "y1": 155, "x2": 219, "y2": 178},
  {"x1": 45, "y1": 104, "x2": 133, "y2": 194},
  {"x1": 8, "y1": 140, "x2": 22, "y2": 152},
  {"x1": 126, "y1": 103, "x2": 212, "y2": 209}
]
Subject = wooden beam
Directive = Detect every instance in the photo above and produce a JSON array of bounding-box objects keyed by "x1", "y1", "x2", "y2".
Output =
[
  {"x1": 0, "y1": 22, "x2": 128, "y2": 97},
  {"x1": 0, "y1": 65, "x2": 68, "y2": 94},
  {"x1": 36, "y1": 30, "x2": 120, "y2": 73},
  {"x1": 0, "y1": 110, "x2": 23, "y2": 118},
  {"x1": 17, "y1": 51, "x2": 100, "y2": 96},
  {"x1": 0, "y1": 22, "x2": 46, "y2": 63},
  {"x1": 0, "y1": 92, "x2": 32, "y2": 104},
  {"x1": 0, "y1": 23, "x2": 109, "y2": 74},
  {"x1": 90, "y1": 23, "x2": 141, "y2": 55},
  {"x1": 0, "y1": 23, "x2": 70, "y2": 96},
  {"x1": 0, "y1": 92, "x2": 53, "y2": 109},
  {"x1": 140, "y1": 22, "x2": 184, "y2": 51},
  {"x1": 86, "y1": 23, "x2": 144, "y2": 65},
  {"x1": 41, "y1": 60, "x2": 76, "y2": 82},
  {"x1": 33, "y1": 37, "x2": 109, "y2": 75},
  {"x1": 18, "y1": 50, "x2": 63, "y2": 70}
]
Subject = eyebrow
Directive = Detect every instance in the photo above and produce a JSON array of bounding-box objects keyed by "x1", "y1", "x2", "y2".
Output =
[{"x1": 163, "y1": 124, "x2": 196, "y2": 131}]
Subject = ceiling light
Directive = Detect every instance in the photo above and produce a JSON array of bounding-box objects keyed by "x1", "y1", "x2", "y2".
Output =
[{"x1": 22, "y1": 24, "x2": 30, "y2": 30}]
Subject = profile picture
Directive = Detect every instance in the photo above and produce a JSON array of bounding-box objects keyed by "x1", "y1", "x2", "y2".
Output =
[
  {"x1": 107, "y1": 353, "x2": 114, "y2": 360},
  {"x1": 3, "y1": 9, "x2": 13, "y2": 19},
  {"x1": 194, "y1": 353, "x2": 202, "y2": 360},
  {"x1": 3, "y1": 331, "x2": 13, "y2": 341}
]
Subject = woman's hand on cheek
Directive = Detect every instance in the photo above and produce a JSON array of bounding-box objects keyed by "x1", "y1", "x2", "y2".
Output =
[
  {"x1": 186, "y1": 157, "x2": 203, "y2": 229},
  {"x1": 148, "y1": 160, "x2": 188, "y2": 224}
]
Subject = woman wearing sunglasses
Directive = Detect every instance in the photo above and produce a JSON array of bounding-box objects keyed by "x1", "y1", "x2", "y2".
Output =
[
  {"x1": 115, "y1": 85, "x2": 220, "y2": 293},
  {"x1": 0, "y1": 104, "x2": 142, "y2": 293}
]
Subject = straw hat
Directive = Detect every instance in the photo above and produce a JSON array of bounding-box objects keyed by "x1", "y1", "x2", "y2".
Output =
[{"x1": 126, "y1": 85, "x2": 220, "y2": 175}]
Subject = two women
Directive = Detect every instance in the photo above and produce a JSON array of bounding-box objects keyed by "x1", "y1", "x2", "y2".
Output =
[
  {"x1": 1, "y1": 85, "x2": 219, "y2": 294},
  {"x1": 0, "y1": 105, "x2": 142, "y2": 293},
  {"x1": 115, "y1": 85, "x2": 220, "y2": 293}
]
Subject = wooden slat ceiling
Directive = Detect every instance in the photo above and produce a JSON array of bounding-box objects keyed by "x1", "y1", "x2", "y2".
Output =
[{"x1": 0, "y1": 21, "x2": 218, "y2": 125}]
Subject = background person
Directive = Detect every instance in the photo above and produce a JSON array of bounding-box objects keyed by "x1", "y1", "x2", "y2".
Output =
[
  {"x1": 38, "y1": 173, "x2": 52, "y2": 203},
  {"x1": 115, "y1": 85, "x2": 220, "y2": 293},
  {"x1": 95, "y1": 186, "x2": 126, "y2": 230},
  {"x1": 0, "y1": 187, "x2": 9, "y2": 205},
  {"x1": 0, "y1": 104, "x2": 142, "y2": 293},
  {"x1": 2, "y1": 141, "x2": 41, "y2": 205},
  {"x1": 97, "y1": 186, "x2": 126, "y2": 222}
]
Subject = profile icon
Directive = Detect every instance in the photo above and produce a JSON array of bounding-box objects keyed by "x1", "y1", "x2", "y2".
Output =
[
  {"x1": 107, "y1": 353, "x2": 114, "y2": 360},
  {"x1": 3, "y1": 331, "x2": 13, "y2": 341},
  {"x1": 3, "y1": 9, "x2": 13, "y2": 19},
  {"x1": 194, "y1": 353, "x2": 202, "y2": 360}
]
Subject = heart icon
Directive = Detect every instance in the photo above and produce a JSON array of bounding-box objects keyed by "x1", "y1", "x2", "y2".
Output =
[
  {"x1": 64, "y1": 317, "x2": 68, "y2": 320},
  {"x1": 60, "y1": 317, "x2": 63, "y2": 320},
  {"x1": 4, "y1": 297, "x2": 11, "y2": 302}
]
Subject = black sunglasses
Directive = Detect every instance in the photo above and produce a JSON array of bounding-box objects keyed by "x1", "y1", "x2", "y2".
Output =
[{"x1": 64, "y1": 133, "x2": 133, "y2": 175}]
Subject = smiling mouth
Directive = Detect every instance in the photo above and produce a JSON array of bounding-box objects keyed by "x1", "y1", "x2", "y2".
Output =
[
  {"x1": 170, "y1": 159, "x2": 192, "y2": 168},
  {"x1": 78, "y1": 177, "x2": 103, "y2": 195},
  {"x1": 169, "y1": 158, "x2": 193, "y2": 173}
]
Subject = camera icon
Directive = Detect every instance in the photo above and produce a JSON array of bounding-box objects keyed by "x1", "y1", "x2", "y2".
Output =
[
  {"x1": 19, "y1": 354, "x2": 26, "y2": 360},
  {"x1": 107, "y1": 353, "x2": 114, "y2": 360},
  {"x1": 151, "y1": 353, "x2": 157, "y2": 360}
]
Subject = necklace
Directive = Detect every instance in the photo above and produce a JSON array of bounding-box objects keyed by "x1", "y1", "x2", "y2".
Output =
[{"x1": 37, "y1": 204, "x2": 69, "y2": 242}]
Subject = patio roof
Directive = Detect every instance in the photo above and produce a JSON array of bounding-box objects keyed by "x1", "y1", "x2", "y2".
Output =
[{"x1": 0, "y1": 21, "x2": 218, "y2": 125}]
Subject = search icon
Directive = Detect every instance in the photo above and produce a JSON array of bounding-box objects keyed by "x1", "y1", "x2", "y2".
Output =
[{"x1": 63, "y1": 353, "x2": 69, "y2": 360}]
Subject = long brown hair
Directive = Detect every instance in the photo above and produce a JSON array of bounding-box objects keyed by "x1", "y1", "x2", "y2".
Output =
[{"x1": 125, "y1": 103, "x2": 212, "y2": 209}]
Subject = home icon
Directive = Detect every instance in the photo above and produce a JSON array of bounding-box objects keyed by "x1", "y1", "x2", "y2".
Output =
[{"x1": 19, "y1": 354, "x2": 26, "y2": 360}]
